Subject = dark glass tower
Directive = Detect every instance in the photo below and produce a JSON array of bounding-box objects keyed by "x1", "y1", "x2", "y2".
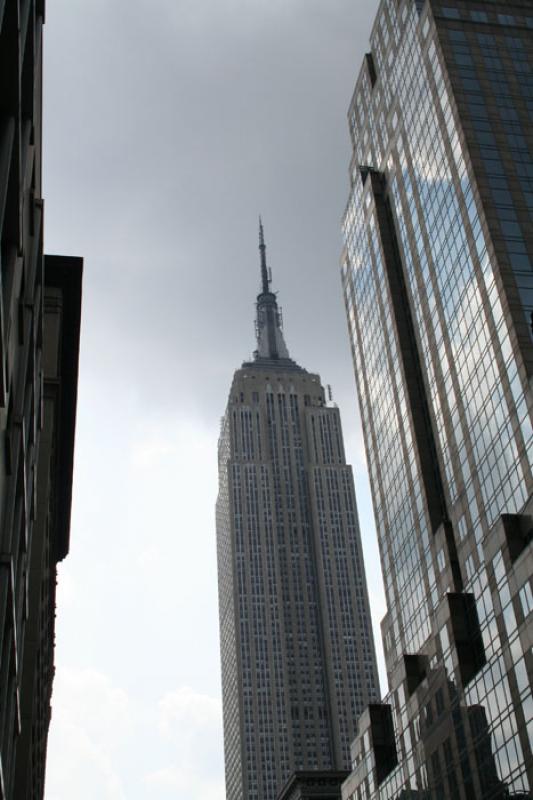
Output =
[
  {"x1": 216, "y1": 224, "x2": 380, "y2": 800},
  {"x1": 341, "y1": 1, "x2": 533, "y2": 798}
]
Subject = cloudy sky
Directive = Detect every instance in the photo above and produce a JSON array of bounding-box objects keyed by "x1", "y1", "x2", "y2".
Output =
[{"x1": 43, "y1": 1, "x2": 383, "y2": 797}]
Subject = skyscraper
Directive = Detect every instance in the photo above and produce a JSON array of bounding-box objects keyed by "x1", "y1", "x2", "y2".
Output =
[
  {"x1": 0, "y1": 3, "x2": 83, "y2": 796},
  {"x1": 216, "y1": 224, "x2": 380, "y2": 800},
  {"x1": 340, "y1": 0, "x2": 532, "y2": 798}
]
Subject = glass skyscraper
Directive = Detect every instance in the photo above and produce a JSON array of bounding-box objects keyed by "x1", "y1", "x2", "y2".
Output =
[
  {"x1": 341, "y1": 0, "x2": 533, "y2": 798},
  {"x1": 216, "y1": 225, "x2": 380, "y2": 800}
]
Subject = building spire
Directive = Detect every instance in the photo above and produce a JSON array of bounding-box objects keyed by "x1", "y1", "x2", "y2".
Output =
[
  {"x1": 254, "y1": 219, "x2": 291, "y2": 362},
  {"x1": 259, "y1": 216, "x2": 269, "y2": 294}
]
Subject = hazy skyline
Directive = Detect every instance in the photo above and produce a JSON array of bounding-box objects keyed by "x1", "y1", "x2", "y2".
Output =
[{"x1": 43, "y1": 2, "x2": 383, "y2": 798}]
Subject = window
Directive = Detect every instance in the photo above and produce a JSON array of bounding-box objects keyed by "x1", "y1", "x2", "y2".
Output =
[
  {"x1": 500, "y1": 221, "x2": 522, "y2": 238},
  {"x1": 519, "y1": 582, "x2": 533, "y2": 618},
  {"x1": 442, "y1": 7, "x2": 460, "y2": 19}
]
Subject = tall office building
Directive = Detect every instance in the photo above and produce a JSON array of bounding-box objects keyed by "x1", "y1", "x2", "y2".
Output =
[
  {"x1": 0, "y1": 2, "x2": 82, "y2": 797},
  {"x1": 216, "y1": 225, "x2": 380, "y2": 800},
  {"x1": 341, "y1": 0, "x2": 532, "y2": 798}
]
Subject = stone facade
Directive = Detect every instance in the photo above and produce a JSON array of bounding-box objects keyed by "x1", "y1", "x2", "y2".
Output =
[
  {"x1": 0, "y1": 3, "x2": 82, "y2": 797},
  {"x1": 217, "y1": 229, "x2": 380, "y2": 800},
  {"x1": 277, "y1": 770, "x2": 349, "y2": 800}
]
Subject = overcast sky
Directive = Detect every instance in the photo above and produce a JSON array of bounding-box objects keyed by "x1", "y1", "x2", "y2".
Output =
[{"x1": 43, "y1": 2, "x2": 383, "y2": 798}]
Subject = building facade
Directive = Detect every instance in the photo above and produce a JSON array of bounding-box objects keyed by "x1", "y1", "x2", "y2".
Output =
[
  {"x1": 217, "y1": 226, "x2": 380, "y2": 800},
  {"x1": 0, "y1": 3, "x2": 82, "y2": 797},
  {"x1": 341, "y1": 0, "x2": 533, "y2": 798},
  {"x1": 12, "y1": 256, "x2": 82, "y2": 799},
  {"x1": 277, "y1": 770, "x2": 350, "y2": 800}
]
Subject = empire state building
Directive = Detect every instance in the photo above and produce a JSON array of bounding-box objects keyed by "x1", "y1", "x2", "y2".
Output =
[{"x1": 216, "y1": 224, "x2": 380, "y2": 800}]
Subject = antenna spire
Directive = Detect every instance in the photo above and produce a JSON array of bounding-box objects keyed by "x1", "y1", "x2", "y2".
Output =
[
  {"x1": 259, "y1": 216, "x2": 269, "y2": 294},
  {"x1": 253, "y1": 220, "x2": 291, "y2": 362}
]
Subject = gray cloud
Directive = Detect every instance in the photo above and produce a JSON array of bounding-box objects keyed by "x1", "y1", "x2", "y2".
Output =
[
  {"x1": 43, "y1": 1, "x2": 385, "y2": 797},
  {"x1": 45, "y1": 0, "x2": 378, "y2": 416}
]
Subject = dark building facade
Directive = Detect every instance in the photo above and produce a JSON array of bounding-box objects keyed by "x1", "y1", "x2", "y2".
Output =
[
  {"x1": 0, "y1": 2, "x2": 82, "y2": 798},
  {"x1": 12, "y1": 256, "x2": 82, "y2": 799},
  {"x1": 341, "y1": 0, "x2": 533, "y2": 798},
  {"x1": 277, "y1": 771, "x2": 350, "y2": 800},
  {"x1": 216, "y1": 226, "x2": 380, "y2": 800}
]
